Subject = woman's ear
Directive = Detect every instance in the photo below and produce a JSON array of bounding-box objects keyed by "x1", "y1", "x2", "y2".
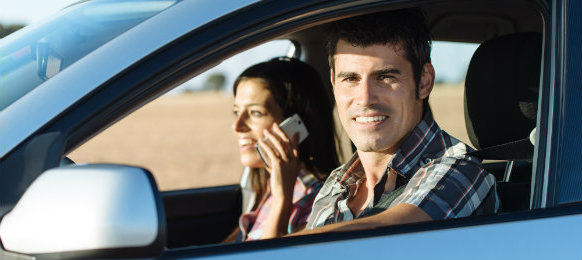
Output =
[{"x1": 418, "y1": 62, "x2": 435, "y2": 100}]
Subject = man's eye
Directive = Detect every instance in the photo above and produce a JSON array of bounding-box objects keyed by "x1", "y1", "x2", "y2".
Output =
[
  {"x1": 379, "y1": 75, "x2": 394, "y2": 81},
  {"x1": 233, "y1": 110, "x2": 240, "y2": 116},
  {"x1": 342, "y1": 76, "x2": 358, "y2": 82}
]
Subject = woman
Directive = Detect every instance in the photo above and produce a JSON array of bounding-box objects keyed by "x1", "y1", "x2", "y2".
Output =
[{"x1": 231, "y1": 57, "x2": 338, "y2": 240}]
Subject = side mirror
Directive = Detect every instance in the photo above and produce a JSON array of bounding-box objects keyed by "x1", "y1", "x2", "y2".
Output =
[{"x1": 0, "y1": 164, "x2": 165, "y2": 259}]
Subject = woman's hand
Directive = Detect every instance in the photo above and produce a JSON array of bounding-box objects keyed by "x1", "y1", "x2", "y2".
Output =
[
  {"x1": 257, "y1": 122, "x2": 302, "y2": 239},
  {"x1": 258, "y1": 122, "x2": 301, "y2": 199}
]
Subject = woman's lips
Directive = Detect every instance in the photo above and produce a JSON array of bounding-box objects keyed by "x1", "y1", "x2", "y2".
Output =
[{"x1": 238, "y1": 138, "x2": 257, "y2": 151}]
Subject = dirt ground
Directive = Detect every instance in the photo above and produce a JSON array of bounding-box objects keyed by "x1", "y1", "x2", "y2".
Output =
[{"x1": 68, "y1": 83, "x2": 470, "y2": 191}]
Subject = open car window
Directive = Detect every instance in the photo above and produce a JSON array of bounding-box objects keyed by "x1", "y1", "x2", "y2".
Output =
[
  {"x1": 67, "y1": 39, "x2": 478, "y2": 191},
  {"x1": 67, "y1": 40, "x2": 294, "y2": 191}
]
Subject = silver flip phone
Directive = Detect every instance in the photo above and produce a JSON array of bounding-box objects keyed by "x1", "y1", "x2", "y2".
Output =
[{"x1": 256, "y1": 114, "x2": 309, "y2": 167}]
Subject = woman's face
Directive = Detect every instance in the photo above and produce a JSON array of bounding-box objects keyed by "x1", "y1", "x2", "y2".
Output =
[{"x1": 232, "y1": 78, "x2": 283, "y2": 168}]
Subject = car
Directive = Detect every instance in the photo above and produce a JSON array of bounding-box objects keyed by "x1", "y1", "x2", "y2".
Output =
[{"x1": 0, "y1": 0, "x2": 580, "y2": 259}]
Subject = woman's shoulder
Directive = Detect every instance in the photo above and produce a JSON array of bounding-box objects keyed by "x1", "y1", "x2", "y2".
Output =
[
  {"x1": 297, "y1": 169, "x2": 322, "y2": 188},
  {"x1": 292, "y1": 169, "x2": 323, "y2": 200}
]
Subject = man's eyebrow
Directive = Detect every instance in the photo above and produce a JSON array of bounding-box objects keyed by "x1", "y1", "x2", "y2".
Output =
[
  {"x1": 372, "y1": 68, "x2": 401, "y2": 76},
  {"x1": 336, "y1": 71, "x2": 359, "y2": 78}
]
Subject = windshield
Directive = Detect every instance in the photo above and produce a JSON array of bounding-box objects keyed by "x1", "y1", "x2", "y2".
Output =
[{"x1": 0, "y1": 0, "x2": 177, "y2": 111}]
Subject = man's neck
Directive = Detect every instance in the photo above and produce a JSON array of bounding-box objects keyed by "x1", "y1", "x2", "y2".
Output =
[
  {"x1": 347, "y1": 150, "x2": 396, "y2": 217},
  {"x1": 357, "y1": 150, "x2": 394, "y2": 186}
]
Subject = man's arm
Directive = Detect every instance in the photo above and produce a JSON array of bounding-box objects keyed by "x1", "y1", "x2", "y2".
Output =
[{"x1": 292, "y1": 203, "x2": 432, "y2": 236}]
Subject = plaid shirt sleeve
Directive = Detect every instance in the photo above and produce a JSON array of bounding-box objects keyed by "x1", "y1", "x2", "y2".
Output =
[
  {"x1": 288, "y1": 181, "x2": 322, "y2": 233},
  {"x1": 390, "y1": 155, "x2": 498, "y2": 220}
]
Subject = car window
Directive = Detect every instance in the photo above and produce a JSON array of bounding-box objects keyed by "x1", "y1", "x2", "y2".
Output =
[
  {"x1": 0, "y1": 0, "x2": 177, "y2": 111},
  {"x1": 429, "y1": 41, "x2": 479, "y2": 146},
  {"x1": 67, "y1": 40, "x2": 294, "y2": 191}
]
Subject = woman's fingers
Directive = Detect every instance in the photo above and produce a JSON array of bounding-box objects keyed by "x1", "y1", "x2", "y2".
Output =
[
  {"x1": 263, "y1": 128, "x2": 288, "y2": 161},
  {"x1": 271, "y1": 123, "x2": 297, "y2": 156},
  {"x1": 258, "y1": 137, "x2": 277, "y2": 167},
  {"x1": 263, "y1": 124, "x2": 301, "y2": 200},
  {"x1": 291, "y1": 133, "x2": 299, "y2": 158},
  {"x1": 261, "y1": 123, "x2": 301, "y2": 172},
  {"x1": 271, "y1": 123, "x2": 290, "y2": 144}
]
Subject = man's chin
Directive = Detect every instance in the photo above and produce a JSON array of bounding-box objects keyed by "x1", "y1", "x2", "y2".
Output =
[
  {"x1": 353, "y1": 139, "x2": 397, "y2": 154},
  {"x1": 354, "y1": 143, "x2": 386, "y2": 153}
]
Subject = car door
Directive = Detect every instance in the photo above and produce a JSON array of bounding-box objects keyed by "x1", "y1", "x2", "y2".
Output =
[
  {"x1": 1, "y1": 0, "x2": 580, "y2": 259},
  {"x1": 157, "y1": 0, "x2": 580, "y2": 258},
  {"x1": 64, "y1": 37, "x2": 296, "y2": 248}
]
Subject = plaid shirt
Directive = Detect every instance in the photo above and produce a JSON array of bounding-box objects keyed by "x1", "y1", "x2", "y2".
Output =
[
  {"x1": 240, "y1": 170, "x2": 321, "y2": 240},
  {"x1": 307, "y1": 111, "x2": 499, "y2": 229}
]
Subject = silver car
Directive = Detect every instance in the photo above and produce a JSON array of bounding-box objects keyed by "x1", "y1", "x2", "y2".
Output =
[{"x1": 0, "y1": 0, "x2": 580, "y2": 259}]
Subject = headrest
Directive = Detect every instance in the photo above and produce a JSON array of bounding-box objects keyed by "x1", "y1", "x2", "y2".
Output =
[{"x1": 464, "y1": 32, "x2": 542, "y2": 150}]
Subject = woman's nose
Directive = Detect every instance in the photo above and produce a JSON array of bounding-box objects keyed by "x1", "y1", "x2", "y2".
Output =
[{"x1": 232, "y1": 113, "x2": 250, "y2": 133}]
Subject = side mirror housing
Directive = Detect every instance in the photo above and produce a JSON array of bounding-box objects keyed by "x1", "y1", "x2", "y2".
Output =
[{"x1": 0, "y1": 164, "x2": 165, "y2": 259}]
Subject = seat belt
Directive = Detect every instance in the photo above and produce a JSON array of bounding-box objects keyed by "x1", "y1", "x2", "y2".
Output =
[{"x1": 467, "y1": 138, "x2": 534, "y2": 162}]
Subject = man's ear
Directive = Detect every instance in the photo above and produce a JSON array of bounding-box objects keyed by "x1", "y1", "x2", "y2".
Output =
[
  {"x1": 329, "y1": 68, "x2": 335, "y2": 87},
  {"x1": 418, "y1": 62, "x2": 435, "y2": 100}
]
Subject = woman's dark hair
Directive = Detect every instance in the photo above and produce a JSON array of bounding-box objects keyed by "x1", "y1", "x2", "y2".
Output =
[{"x1": 233, "y1": 57, "x2": 339, "y2": 204}]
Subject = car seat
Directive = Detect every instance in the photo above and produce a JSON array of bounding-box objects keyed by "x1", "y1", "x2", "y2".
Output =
[{"x1": 464, "y1": 32, "x2": 542, "y2": 212}]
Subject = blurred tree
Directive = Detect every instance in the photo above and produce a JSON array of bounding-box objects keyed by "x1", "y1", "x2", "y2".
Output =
[
  {"x1": 434, "y1": 77, "x2": 446, "y2": 85},
  {"x1": 0, "y1": 24, "x2": 26, "y2": 38},
  {"x1": 203, "y1": 73, "x2": 227, "y2": 91}
]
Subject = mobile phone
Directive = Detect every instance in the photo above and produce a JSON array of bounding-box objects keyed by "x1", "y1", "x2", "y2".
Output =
[{"x1": 256, "y1": 114, "x2": 309, "y2": 167}]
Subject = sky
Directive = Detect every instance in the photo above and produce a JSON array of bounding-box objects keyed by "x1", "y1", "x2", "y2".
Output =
[{"x1": 0, "y1": 0, "x2": 478, "y2": 91}]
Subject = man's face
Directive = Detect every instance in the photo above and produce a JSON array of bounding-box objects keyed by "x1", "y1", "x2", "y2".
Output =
[{"x1": 331, "y1": 40, "x2": 432, "y2": 155}]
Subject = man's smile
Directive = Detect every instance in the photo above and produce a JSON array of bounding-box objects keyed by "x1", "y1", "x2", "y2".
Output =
[
  {"x1": 352, "y1": 114, "x2": 389, "y2": 129},
  {"x1": 354, "y1": 115, "x2": 387, "y2": 123}
]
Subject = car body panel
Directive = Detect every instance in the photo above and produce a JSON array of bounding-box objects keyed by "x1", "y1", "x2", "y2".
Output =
[
  {"x1": 165, "y1": 205, "x2": 582, "y2": 260},
  {"x1": 531, "y1": 0, "x2": 582, "y2": 208}
]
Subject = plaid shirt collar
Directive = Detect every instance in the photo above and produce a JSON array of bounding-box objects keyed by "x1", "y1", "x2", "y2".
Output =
[
  {"x1": 337, "y1": 110, "x2": 440, "y2": 186},
  {"x1": 389, "y1": 109, "x2": 440, "y2": 179}
]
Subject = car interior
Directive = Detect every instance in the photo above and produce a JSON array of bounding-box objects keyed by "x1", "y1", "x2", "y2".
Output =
[
  {"x1": 464, "y1": 32, "x2": 541, "y2": 212},
  {"x1": 63, "y1": 0, "x2": 545, "y2": 250}
]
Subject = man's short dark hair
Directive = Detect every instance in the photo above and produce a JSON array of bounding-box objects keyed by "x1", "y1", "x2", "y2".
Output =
[{"x1": 326, "y1": 8, "x2": 432, "y2": 98}]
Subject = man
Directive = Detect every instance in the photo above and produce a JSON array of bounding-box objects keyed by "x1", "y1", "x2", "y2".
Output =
[{"x1": 304, "y1": 8, "x2": 499, "y2": 233}]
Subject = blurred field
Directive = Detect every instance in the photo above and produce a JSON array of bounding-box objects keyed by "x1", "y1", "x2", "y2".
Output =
[
  {"x1": 68, "y1": 83, "x2": 469, "y2": 191},
  {"x1": 429, "y1": 83, "x2": 471, "y2": 145}
]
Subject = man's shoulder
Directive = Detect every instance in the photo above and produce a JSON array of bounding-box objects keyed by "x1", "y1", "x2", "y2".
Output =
[
  {"x1": 431, "y1": 129, "x2": 480, "y2": 163},
  {"x1": 322, "y1": 152, "x2": 361, "y2": 184},
  {"x1": 394, "y1": 130, "x2": 499, "y2": 219},
  {"x1": 320, "y1": 163, "x2": 347, "y2": 188},
  {"x1": 416, "y1": 129, "x2": 490, "y2": 183}
]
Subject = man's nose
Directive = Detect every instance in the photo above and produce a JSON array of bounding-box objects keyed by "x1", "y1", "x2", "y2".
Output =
[
  {"x1": 354, "y1": 79, "x2": 378, "y2": 106},
  {"x1": 232, "y1": 113, "x2": 250, "y2": 133}
]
